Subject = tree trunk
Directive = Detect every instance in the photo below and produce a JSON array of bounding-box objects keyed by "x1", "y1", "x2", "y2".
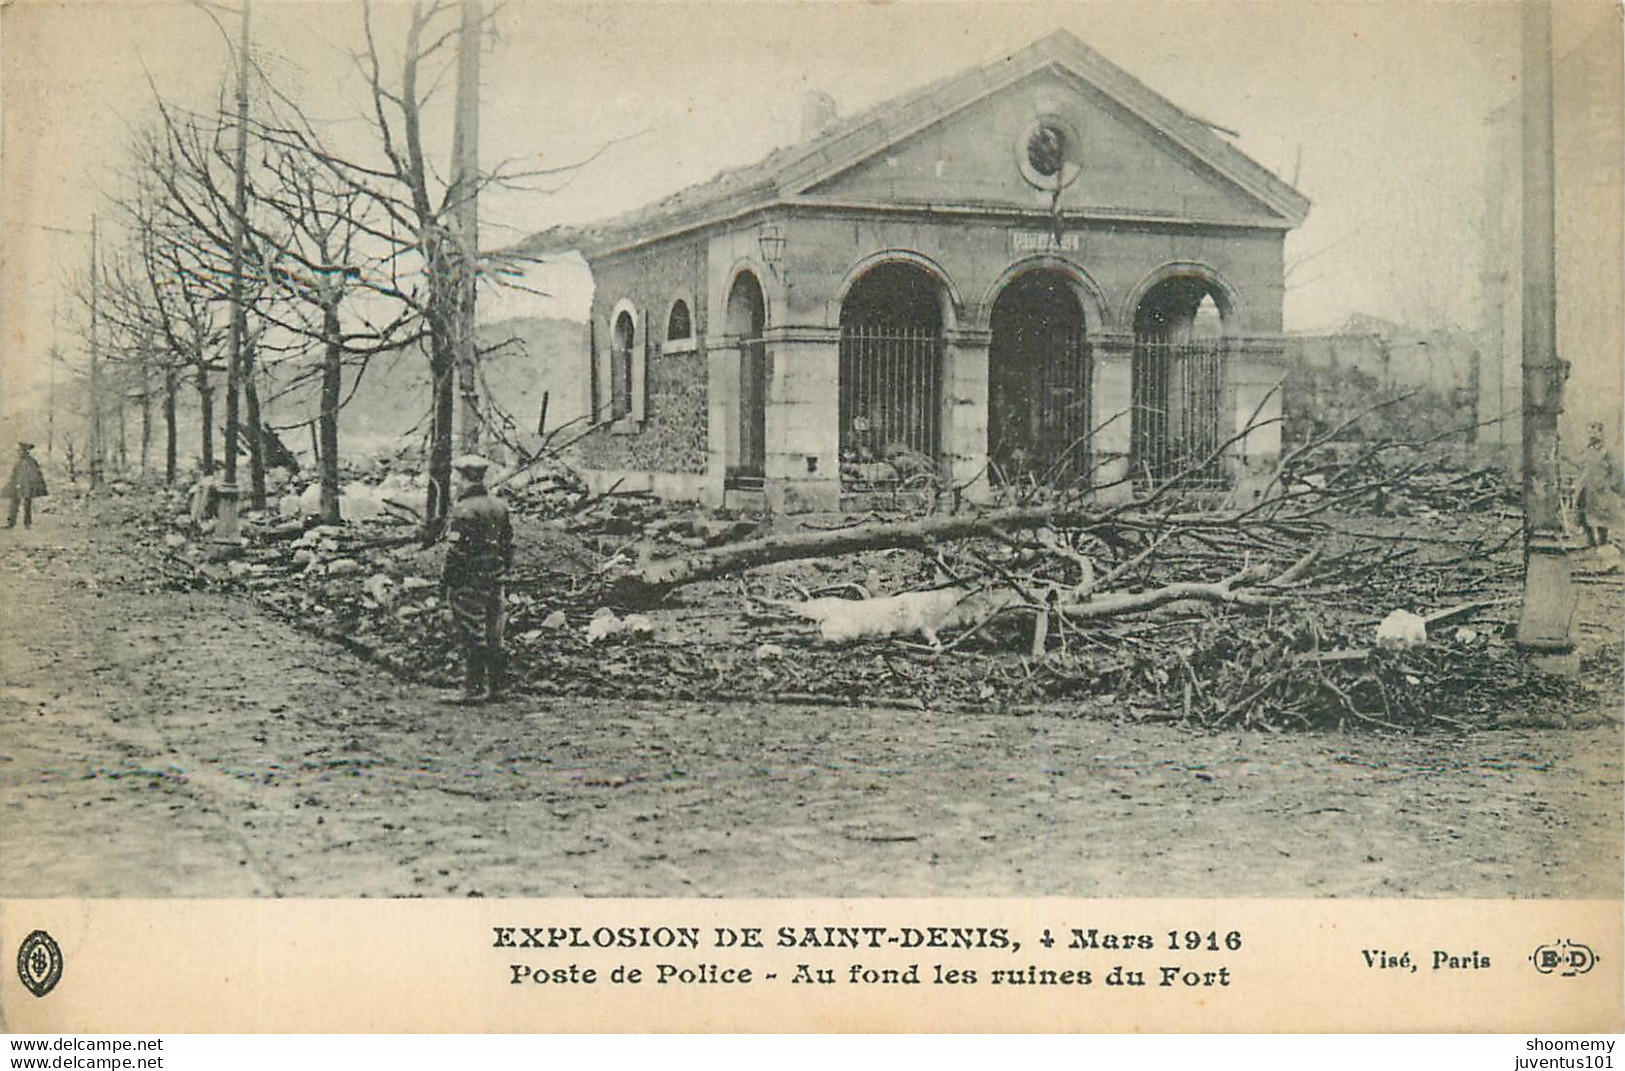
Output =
[
  {"x1": 139, "y1": 370, "x2": 152, "y2": 477},
  {"x1": 197, "y1": 364, "x2": 215, "y2": 477},
  {"x1": 451, "y1": 0, "x2": 482, "y2": 454},
  {"x1": 164, "y1": 366, "x2": 178, "y2": 485},
  {"x1": 1054, "y1": 565, "x2": 1278, "y2": 620},
  {"x1": 424, "y1": 350, "x2": 455, "y2": 544},
  {"x1": 244, "y1": 341, "x2": 267, "y2": 509},
  {"x1": 419, "y1": 231, "x2": 458, "y2": 545},
  {"x1": 116, "y1": 389, "x2": 128, "y2": 473},
  {"x1": 613, "y1": 504, "x2": 1102, "y2": 603},
  {"x1": 319, "y1": 299, "x2": 343, "y2": 526}
]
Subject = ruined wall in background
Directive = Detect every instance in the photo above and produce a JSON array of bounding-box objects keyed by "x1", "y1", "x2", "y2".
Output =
[{"x1": 571, "y1": 235, "x2": 711, "y2": 476}]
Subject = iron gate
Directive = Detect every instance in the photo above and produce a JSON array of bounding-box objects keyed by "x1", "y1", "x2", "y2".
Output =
[
  {"x1": 1132, "y1": 339, "x2": 1228, "y2": 488},
  {"x1": 989, "y1": 326, "x2": 1092, "y2": 487},
  {"x1": 839, "y1": 326, "x2": 942, "y2": 487}
]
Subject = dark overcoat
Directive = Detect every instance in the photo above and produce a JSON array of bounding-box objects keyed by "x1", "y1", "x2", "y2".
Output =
[{"x1": 5, "y1": 454, "x2": 46, "y2": 500}]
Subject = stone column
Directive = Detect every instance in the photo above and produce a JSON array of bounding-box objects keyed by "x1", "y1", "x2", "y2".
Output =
[
  {"x1": 940, "y1": 327, "x2": 991, "y2": 505},
  {"x1": 1091, "y1": 333, "x2": 1135, "y2": 502},
  {"x1": 1229, "y1": 337, "x2": 1288, "y2": 507},
  {"x1": 762, "y1": 325, "x2": 841, "y2": 513},
  {"x1": 703, "y1": 334, "x2": 737, "y2": 508}
]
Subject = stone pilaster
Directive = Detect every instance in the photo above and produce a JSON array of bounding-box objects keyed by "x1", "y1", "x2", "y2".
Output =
[
  {"x1": 1091, "y1": 333, "x2": 1136, "y2": 502},
  {"x1": 941, "y1": 328, "x2": 992, "y2": 504},
  {"x1": 1229, "y1": 337, "x2": 1289, "y2": 507},
  {"x1": 762, "y1": 325, "x2": 842, "y2": 513},
  {"x1": 703, "y1": 334, "x2": 737, "y2": 508}
]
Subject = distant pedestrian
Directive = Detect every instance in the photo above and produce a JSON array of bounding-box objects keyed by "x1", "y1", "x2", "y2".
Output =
[
  {"x1": 1578, "y1": 423, "x2": 1624, "y2": 547},
  {"x1": 442, "y1": 455, "x2": 514, "y2": 704},
  {"x1": 4, "y1": 442, "x2": 47, "y2": 529}
]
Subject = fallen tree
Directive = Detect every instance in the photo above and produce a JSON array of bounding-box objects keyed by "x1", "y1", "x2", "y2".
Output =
[
  {"x1": 1054, "y1": 562, "x2": 1280, "y2": 619},
  {"x1": 751, "y1": 561, "x2": 1286, "y2": 647},
  {"x1": 115, "y1": 389, "x2": 1579, "y2": 733},
  {"x1": 612, "y1": 504, "x2": 1096, "y2": 603},
  {"x1": 605, "y1": 402, "x2": 1428, "y2": 604}
]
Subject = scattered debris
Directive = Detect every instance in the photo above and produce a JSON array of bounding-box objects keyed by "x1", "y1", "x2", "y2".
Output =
[
  {"x1": 585, "y1": 611, "x2": 655, "y2": 643},
  {"x1": 101, "y1": 441, "x2": 1617, "y2": 733}
]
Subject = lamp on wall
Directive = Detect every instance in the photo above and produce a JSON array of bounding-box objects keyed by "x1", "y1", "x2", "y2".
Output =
[{"x1": 757, "y1": 221, "x2": 787, "y2": 280}]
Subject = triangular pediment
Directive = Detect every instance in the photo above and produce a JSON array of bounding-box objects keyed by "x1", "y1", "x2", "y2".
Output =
[
  {"x1": 513, "y1": 30, "x2": 1307, "y2": 258},
  {"x1": 795, "y1": 64, "x2": 1294, "y2": 226}
]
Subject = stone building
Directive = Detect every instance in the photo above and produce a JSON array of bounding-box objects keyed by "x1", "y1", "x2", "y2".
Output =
[{"x1": 517, "y1": 30, "x2": 1308, "y2": 511}]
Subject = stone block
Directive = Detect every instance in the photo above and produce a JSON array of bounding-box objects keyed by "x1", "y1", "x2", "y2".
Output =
[{"x1": 766, "y1": 476, "x2": 841, "y2": 514}]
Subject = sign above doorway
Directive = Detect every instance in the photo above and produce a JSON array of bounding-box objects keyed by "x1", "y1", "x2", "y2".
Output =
[{"x1": 1011, "y1": 231, "x2": 1081, "y2": 253}]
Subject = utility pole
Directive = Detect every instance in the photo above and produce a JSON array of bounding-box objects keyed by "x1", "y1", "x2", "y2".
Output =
[
  {"x1": 1515, "y1": 0, "x2": 1576, "y2": 654},
  {"x1": 88, "y1": 214, "x2": 104, "y2": 489},
  {"x1": 218, "y1": 0, "x2": 251, "y2": 539},
  {"x1": 451, "y1": 0, "x2": 482, "y2": 453}
]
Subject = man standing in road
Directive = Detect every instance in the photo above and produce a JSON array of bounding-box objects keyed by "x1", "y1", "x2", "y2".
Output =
[
  {"x1": 5, "y1": 442, "x2": 47, "y2": 529},
  {"x1": 1578, "y1": 422, "x2": 1623, "y2": 548},
  {"x1": 442, "y1": 454, "x2": 514, "y2": 704}
]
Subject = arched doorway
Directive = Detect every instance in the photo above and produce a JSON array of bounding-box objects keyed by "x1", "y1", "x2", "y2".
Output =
[
  {"x1": 725, "y1": 271, "x2": 767, "y2": 488},
  {"x1": 838, "y1": 261, "x2": 946, "y2": 487},
  {"x1": 1132, "y1": 275, "x2": 1230, "y2": 487},
  {"x1": 988, "y1": 270, "x2": 1091, "y2": 487}
]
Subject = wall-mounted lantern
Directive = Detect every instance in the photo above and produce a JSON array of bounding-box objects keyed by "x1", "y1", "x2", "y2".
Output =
[{"x1": 757, "y1": 221, "x2": 787, "y2": 280}]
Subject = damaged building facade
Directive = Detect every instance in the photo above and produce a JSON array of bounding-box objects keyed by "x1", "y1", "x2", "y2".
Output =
[{"x1": 518, "y1": 30, "x2": 1309, "y2": 511}]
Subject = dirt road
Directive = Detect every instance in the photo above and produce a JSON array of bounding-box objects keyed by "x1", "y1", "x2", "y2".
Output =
[{"x1": 1, "y1": 500, "x2": 1619, "y2": 898}]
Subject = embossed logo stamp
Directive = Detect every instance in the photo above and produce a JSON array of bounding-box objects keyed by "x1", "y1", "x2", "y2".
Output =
[
  {"x1": 1529, "y1": 939, "x2": 1599, "y2": 977},
  {"x1": 16, "y1": 930, "x2": 64, "y2": 998}
]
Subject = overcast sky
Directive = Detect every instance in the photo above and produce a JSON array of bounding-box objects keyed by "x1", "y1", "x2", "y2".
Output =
[{"x1": 0, "y1": 0, "x2": 1607, "y2": 419}]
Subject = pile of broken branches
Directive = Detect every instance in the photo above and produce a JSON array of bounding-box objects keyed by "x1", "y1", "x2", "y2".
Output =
[
  {"x1": 98, "y1": 404, "x2": 1610, "y2": 732},
  {"x1": 575, "y1": 423, "x2": 1579, "y2": 730}
]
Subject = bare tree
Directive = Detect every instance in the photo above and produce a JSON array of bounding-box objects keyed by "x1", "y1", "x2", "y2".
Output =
[
  {"x1": 246, "y1": 127, "x2": 426, "y2": 524},
  {"x1": 247, "y1": 0, "x2": 495, "y2": 540},
  {"x1": 105, "y1": 0, "x2": 584, "y2": 535},
  {"x1": 112, "y1": 147, "x2": 232, "y2": 481},
  {"x1": 92, "y1": 254, "x2": 164, "y2": 479},
  {"x1": 356, "y1": 0, "x2": 475, "y2": 540}
]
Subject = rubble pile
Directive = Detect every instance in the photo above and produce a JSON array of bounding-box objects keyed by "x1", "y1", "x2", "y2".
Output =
[
  {"x1": 1080, "y1": 607, "x2": 1599, "y2": 731},
  {"x1": 102, "y1": 444, "x2": 1620, "y2": 732},
  {"x1": 114, "y1": 465, "x2": 771, "y2": 689},
  {"x1": 1277, "y1": 441, "x2": 1519, "y2": 517}
]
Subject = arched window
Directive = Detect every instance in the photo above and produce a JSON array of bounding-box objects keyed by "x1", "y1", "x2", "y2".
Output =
[
  {"x1": 611, "y1": 310, "x2": 635, "y2": 421},
  {"x1": 666, "y1": 299, "x2": 693, "y2": 343}
]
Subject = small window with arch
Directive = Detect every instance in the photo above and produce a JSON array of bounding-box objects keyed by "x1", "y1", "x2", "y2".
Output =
[
  {"x1": 664, "y1": 297, "x2": 697, "y2": 355},
  {"x1": 610, "y1": 309, "x2": 635, "y2": 421}
]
